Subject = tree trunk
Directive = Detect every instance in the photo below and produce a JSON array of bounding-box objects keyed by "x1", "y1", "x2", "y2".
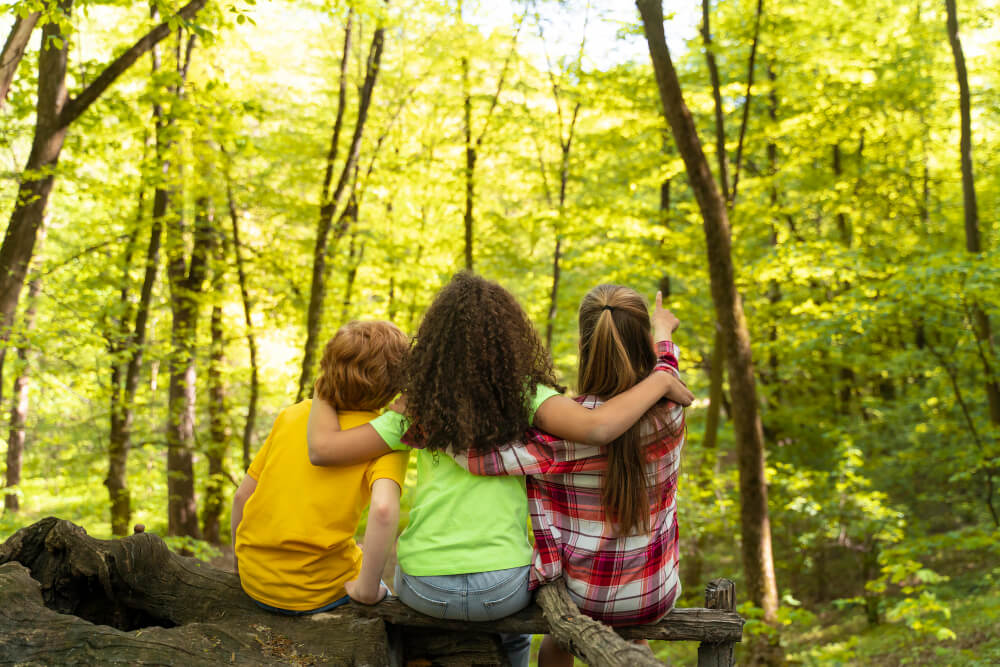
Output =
[
  {"x1": 202, "y1": 230, "x2": 229, "y2": 544},
  {"x1": 945, "y1": 0, "x2": 1000, "y2": 423},
  {"x1": 226, "y1": 181, "x2": 258, "y2": 471},
  {"x1": 637, "y1": 0, "x2": 780, "y2": 629},
  {"x1": 703, "y1": 327, "x2": 726, "y2": 451},
  {"x1": 0, "y1": 9, "x2": 70, "y2": 408},
  {"x1": 4, "y1": 261, "x2": 43, "y2": 514},
  {"x1": 298, "y1": 15, "x2": 385, "y2": 401},
  {"x1": 700, "y1": 0, "x2": 730, "y2": 204},
  {"x1": 0, "y1": 0, "x2": 206, "y2": 408},
  {"x1": 165, "y1": 194, "x2": 213, "y2": 540},
  {"x1": 0, "y1": 518, "x2": 396, "y2": 665},
  {"x1": 462, "y1": 55, "x2": 476, "y2": 271},
  {"x1": 0, "y1": 11, "x2": 40, "y2": 105}
]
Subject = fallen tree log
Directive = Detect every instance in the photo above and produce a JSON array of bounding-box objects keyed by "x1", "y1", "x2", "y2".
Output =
[{"x1": 1, "y1": 518, "x2": 742, "y2": 665}]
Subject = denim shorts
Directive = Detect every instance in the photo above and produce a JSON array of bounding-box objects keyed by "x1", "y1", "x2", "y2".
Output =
[
  {"x1": 395, "y1": 564, "x2": 532, "y2": 622},
  {"x1": 252, "y1": 594, "x2": 350, "y2": 616},
  {"x1": 396, "y1": 564, "x2": 532, "y2": 667}
]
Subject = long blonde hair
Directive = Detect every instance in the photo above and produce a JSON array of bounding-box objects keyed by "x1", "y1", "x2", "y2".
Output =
[{"x1": 577, "y1": 284, "x2": 674, "y2": 535}]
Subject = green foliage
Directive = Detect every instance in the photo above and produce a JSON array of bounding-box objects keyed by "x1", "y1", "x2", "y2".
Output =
[{"x1": 1, "y1": 0, "x2": 1000, "y2": 660}]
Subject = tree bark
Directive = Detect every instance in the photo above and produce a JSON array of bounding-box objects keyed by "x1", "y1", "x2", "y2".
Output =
[
  {"x1": 202, "y1": 232, "x2": 229, "y2": 544},
  {"x1": 637, "y1": 0, "x2": 780, "y2": 628},
  {"x1": 226, "y1": 180, "x2": 258, "y2": 471},
  {"x1": 297, "y1": 13, "x2": 385, "y2": 401},
  {"x1": 0, "y1": 11, "x2": 40, "y2": 105},
  {"x1": 3, "y1": 249, "x2": 43, "y2": 514},
  {"x1": 700, "y1": 0, "x2": 730, "y2": 205},
  {"x1": 165, "y1": 191, "x2": 213, "y2": 539},
  {"x1": 0, "y1": 518, "x2": 396, "y2": 665},
  {"x1": 545, "y1": 101, "x2": 580, "y2": 352},
  {"x1": 0, "y1": 0, "x2": 207, "y2": 409},
  {"x1": 945, "y1": 0, "x2": 1000, "y2": 423}
]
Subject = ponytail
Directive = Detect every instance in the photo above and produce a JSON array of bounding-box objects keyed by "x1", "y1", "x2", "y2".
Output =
[{"x1": 578, "y1": 285, "x2": 669, "y2": 536}]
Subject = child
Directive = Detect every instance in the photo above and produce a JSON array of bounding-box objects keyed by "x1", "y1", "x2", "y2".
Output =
[
  {"x1": 455, "y1": 285, "x2": 687, "y2": 667},
  {"x1": 231, "y1": 320, "x2": 410, "y2": 614},
  {"x1": 307, "y1": 273, "x2": 692, "y2": 666}
]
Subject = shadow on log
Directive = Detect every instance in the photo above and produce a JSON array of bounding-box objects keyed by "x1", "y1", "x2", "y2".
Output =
[{"x1": 1, "y1": 519, "x2": 742, "y2": 665}]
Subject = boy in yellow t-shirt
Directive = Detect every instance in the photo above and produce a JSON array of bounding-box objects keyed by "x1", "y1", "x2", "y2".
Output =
[{"x1": 231, "y1": 321, "x2": 410, "y2": 614}]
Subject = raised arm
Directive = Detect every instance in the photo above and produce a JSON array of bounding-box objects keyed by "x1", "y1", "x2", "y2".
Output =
[
  {"x1": 307, "y1": 398, "x2": 392, "y2": 466},
  {"x1": 534, "y1": 292, "x2": 690, "y2": 446}
]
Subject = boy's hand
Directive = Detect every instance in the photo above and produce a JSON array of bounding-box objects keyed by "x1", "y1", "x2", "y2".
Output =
[
  {"x1": 652, "y1": 291, "x2": 680, "y2": 342},
  {"x1": 345, "y1": 578, "x2": 388, "y2": 605},
  {"x1": 663, "y1": 374, "x2": 694, "y2": 406}
]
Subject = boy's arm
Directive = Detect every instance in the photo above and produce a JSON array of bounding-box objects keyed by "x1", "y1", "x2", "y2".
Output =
[
  {"x1": 344, "y1": 478, "x2": 401, "y2": 604},
  {"x1": 534, "y1": 291, "x2": 691, "y2": 447},
  {"x1": 230, "y1": 474, "x2": 258, "y2": 574},
  {"x1": 307, "y1": 397, "x2": 393, "y2": 465}
]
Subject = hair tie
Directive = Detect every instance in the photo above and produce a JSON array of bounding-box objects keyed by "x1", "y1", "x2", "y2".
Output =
[{"x1": 602, "y1": 305, "x2": 615, "y2": 312}]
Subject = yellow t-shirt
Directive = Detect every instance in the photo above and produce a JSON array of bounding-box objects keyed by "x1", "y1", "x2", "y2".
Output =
[{"x1": 235, "y1": 400, "x2": 409, "y2": 611}]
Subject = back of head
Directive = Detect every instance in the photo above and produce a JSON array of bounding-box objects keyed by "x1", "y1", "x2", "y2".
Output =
[
  {"x1": 404, "y1": 271, "x2": 560, "y2": 453},
  {"x1": 577, "y1": 284, "x2": 666, "y2": 536},
  {"x1": 314, "y1": 321, "x2": 409, "y2": 411}
]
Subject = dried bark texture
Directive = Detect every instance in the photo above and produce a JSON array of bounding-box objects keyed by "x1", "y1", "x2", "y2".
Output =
[
  {"x1": 356, "y1": 592, "x2": 744, "y2": 644},
  {"x1": 0, "y1": 518, "x2": 393, "y2": 665},
  {"x1": 536, "y1": 579, "x2": 664, "y2": 666},
  {"x1": 636, "y1": 0, "x2": 780, "y2": 625}
]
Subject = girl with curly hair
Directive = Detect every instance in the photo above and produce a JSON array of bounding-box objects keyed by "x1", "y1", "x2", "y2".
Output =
[
  {"x1": 453, "y1": 284, "x2": 688, "y2": 667},
  {"x1": 307, "y1": 272, "x2": 690, "y2": 667}
]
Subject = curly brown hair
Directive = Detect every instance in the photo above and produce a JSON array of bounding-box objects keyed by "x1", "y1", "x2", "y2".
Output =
[
  {"x1": 403, "y1": 271, "x2": 562, "y2": 453},
  {"x1": 314, "y1": 320, "x2": 409, "y2": 411}
]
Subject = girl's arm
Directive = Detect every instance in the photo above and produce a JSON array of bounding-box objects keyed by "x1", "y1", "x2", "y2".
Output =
[
  {"x1": 535, "y1": 291, "x2": 690, "y2": 447},
  {"x1": 307, "y1": 398, "x2": 392, "y2": 466},
  {"x1": 344, "y1": 478, "x2": 400, "y2": 604}
]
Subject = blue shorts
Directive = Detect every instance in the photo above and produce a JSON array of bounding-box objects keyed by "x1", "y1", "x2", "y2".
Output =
[
  {"x1": 395, "y1": 564, "x2": 532, "y2": 667},
  {"x1": 253, "y1": 594, "x2": 351, "y2": 616}
]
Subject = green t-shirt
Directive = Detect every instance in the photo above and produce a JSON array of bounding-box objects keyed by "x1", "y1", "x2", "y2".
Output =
[{"x1": 370, "y1": 383, "x2": 561, "y2": 576}]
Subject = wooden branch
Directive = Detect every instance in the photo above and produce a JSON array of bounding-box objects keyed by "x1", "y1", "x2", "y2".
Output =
[
  {"x1": 0, "y1": 11, "x2": 40, "y2": 106},
  {"x1": 537, "y1": 579, "x2": 664, "y2": 665},
  {"x1": 355, "y1": 586, "x2": 743, "y2": 643},
  {"x1": 698, "y1": 579, "x2": 737, "y2": 667},
  {"x1": 58, "y1": 0, "x2": 207, "y2": 128}
]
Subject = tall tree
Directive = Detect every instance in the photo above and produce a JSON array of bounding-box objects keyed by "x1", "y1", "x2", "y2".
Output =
[
  {"x1": 944, "y1": 0, "x2": 1000, "y2": 423},
  {"x1": 3, "y1": 228, "x2": 44, "y2": 514},
  {"x1": 636, "y1": 0, "x2": 780, "y2": 632},
  {"x1": 0, "y1": 9, "x2": 40, "y2": 104},
  {"x1": 297, "y1": 9, "x2": 386, "y2": 401},
  {"x1": 0, "y1": 0, "x2": 207, "y2": 409},
  {"x1": 459, "y1": 3, "x2": 524, "y2": 270},
  {"x1": 202, "y1": 229, "x2": 230, "y2": 544},
  {"x1": 225, "y1": 177, "x2": 258, "y2": 471}
]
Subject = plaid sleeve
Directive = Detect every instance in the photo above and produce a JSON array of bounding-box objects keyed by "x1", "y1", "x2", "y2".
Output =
[{"x1": 654, "y1": 340, "x2": 680, "y2": 376}]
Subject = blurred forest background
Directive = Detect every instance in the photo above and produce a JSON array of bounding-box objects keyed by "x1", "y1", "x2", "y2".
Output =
[{"x1": 1, "y1": 0, "x2": 998, "y2": 663}]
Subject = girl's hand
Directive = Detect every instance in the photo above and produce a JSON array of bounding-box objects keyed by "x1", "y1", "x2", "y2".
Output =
[
  {"x1": 345, "y1": 578, "x2": 388, "y2": 605},
  {"x1": 662, "y1": 373, "x2": 694, "y2": 406},
  {"x1": 652, "y1": 291, "x2": 680, "y2": 342}
]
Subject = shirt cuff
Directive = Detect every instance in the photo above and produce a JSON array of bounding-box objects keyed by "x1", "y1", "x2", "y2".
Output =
[{"x1": 654, "y1": 340, "x2": 680, "y2": 372}]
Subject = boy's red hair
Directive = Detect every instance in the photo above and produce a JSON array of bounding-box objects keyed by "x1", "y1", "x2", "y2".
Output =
[{"x1": 314, "y1": 321, "x2": 409, "y2": 411}]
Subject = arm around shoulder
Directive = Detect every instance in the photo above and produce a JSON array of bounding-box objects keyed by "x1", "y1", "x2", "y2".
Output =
[{"x1": 306, "y1": 398, "x2": 392, "y2": 466}]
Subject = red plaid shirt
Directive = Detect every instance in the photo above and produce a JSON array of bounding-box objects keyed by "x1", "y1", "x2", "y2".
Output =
[{"x1": 453, "y1": 341, "x2": 686, "y2": 626}]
